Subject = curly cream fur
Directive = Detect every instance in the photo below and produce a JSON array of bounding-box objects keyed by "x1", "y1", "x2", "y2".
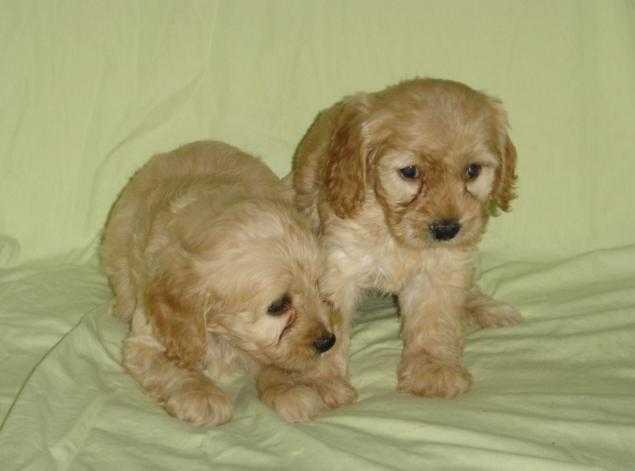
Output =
[
  {"x1": 102, "y1": 141, "x2": 355, "y2": 425},
  {"x1": 290, "y1": 78, "x2": 521, "y2": 398}
]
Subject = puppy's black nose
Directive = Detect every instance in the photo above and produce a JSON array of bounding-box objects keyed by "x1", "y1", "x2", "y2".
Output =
[
  {"x1": 429, "y1": 219, "x2": 461, "y2": 241},
  {"x1": 313, "y1": 333, "x2": 336, "y2": 353}
]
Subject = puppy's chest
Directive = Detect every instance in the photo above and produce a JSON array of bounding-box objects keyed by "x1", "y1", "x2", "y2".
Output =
[
  {"x1": 365, "y1": 247, "x2": 426, "y2": 292},
  {"x1": 323, "y1": 226, "x2": 424, "y2": 293}
]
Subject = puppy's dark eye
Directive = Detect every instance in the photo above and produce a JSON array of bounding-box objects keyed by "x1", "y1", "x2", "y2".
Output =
[
  {"x1": 267, "y1": 294, "x2": 291, "y2": 316},
  {"x1": 465, "y1": 163, "x2": 481, "y2": 180},
  {"x1": 399, "y1": 165, "x2": 419, "y2": 179}
]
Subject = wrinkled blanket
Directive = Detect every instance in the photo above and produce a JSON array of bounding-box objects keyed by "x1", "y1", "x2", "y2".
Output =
[{"x1": 1, "y1": 1, "x2": 634, "y2": 469}]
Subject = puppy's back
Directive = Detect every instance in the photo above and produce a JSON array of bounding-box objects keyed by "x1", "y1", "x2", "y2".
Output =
[
  {"x1": 132, "y1": 140, "x2": 279, "y2": 199},
  {"x1": 101, "y1": 140, "x2": 283, "y2": 320}
]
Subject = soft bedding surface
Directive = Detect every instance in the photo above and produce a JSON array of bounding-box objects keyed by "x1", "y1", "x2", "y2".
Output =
[
  {"x1": 2, "y1": 249, "x2": 635, "y2": 470},
  {"x1": 1, "y1": 1, "x2": 634, "y2": 470}
]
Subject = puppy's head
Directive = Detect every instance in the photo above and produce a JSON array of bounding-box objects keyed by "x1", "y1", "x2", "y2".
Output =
[
  {"x1": 158, "y1": 198, "x2": 336, "y2": 373},
  {"x1": 324, "y1": 78, "x2": 517, "y2": 249}
]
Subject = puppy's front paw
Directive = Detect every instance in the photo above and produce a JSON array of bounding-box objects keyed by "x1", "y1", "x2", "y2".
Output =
[
  {"x1": 262, "y1": 384, "x2": 327, "y2": 423},
  {"x1": 397, "y1": 355, "x2": 472, "y2": 398},
  {"x1": 164, "y1": 381, "x2": 233, "y2": 426},
  {"x1": 315, "y1": 376, "x2": 357, "y2": 409}
]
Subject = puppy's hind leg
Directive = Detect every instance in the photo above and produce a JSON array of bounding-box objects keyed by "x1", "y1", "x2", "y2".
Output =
[
  {"x1": 123, "y1": 313, "x2": 232, "y2": 426},
  {"x1": 107, "y1": 264, "x2": 138, "y2": 322},
  {"x1": 464, "y1": 286, "x2": 522, "y2": 332}
]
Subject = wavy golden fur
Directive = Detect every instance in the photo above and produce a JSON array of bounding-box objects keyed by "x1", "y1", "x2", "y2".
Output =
[
  {"x1": 290, "y1": 78, "x2": 521, "y2": 398},
  {"x1": 102, "y1": 141, "x2": 355, "y2": 425}
]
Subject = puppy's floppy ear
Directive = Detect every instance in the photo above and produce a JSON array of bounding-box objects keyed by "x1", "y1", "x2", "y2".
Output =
[
  {"x1": 146, "y1": 270, "x2": 209, "y2": 370},
  {"x1": 489, "y1": 99, "x2": 518, "y2": 212},
  {"x1": 494, "y1": 135, "x2": 518, "y2": 211},
  {"x1": 324, "y1": 95, "x2": 373, "y2": 218}
]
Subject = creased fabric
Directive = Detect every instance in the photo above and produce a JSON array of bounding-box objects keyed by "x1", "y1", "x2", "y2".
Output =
[{"x1": 1, "y1": 1, "x2": 634, "y2": 469}]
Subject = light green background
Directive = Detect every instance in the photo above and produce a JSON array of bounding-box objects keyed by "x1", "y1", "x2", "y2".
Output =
[
  {"x1": 1, "y1": 1, "x2": 634, "y2": 470},
  {"x1": 1, "y1": 0, "x2": 634, "y2": 266}
]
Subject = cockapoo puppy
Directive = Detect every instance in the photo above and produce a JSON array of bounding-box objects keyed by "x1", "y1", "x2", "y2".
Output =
[
  {"x1": 102, "y1": 141, "x2": 355, "y2": 425},
  {"x1": 290, "y1": 78, "x2": 521, "y2": 398}
]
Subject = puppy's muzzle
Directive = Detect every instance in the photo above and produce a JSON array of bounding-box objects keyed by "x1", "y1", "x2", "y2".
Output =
[
  {"x1": 429, "y1": 219, "x2": 461, "y2": 241},
  {"x1": 313, "y1": 332, "x2": 336, "y2": 353}
]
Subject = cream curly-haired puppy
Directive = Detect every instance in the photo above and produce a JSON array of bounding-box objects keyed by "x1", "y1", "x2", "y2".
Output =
[
  {"x1": 290, "y1": 78, "x2": 521, "y2": 398},
  {"x1": 102, "y1": 141, "x2": 355, "y2": 425}
]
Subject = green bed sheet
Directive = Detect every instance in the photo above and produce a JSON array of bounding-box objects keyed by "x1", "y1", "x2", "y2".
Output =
[
  {"x1": 1, "y1": 1, "x2": 634, "y2": 469},
  {"x1": 2, "y1": 250, "x2": 635, "y2": 470}
]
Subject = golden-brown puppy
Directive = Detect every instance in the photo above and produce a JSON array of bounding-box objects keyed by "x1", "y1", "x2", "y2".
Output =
[
  {"x1": 102, "y1": 141, "x2": 355, "y2": 425},
  {"x1": 290, "y1": 78, "x2": 521, "y2": 398}
]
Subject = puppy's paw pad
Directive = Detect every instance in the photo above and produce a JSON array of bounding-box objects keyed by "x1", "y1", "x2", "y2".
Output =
[
  {"x1": 268, "y1": 385, "x2": 327, "y2": 423},
  {"x1": 397, "y1": 358, "x2": 472, "y2": 398},
  {"x1": 316, "y1": 378, "x2": 357, "y2": 409},
  {"x1": 165, "y1": 383, "x2": 233, "y2": 426}
]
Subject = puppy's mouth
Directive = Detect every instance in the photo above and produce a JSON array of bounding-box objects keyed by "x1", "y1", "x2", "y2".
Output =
[{"x1": 277, "y1": 311, "x2": 296, "y2": 344}]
